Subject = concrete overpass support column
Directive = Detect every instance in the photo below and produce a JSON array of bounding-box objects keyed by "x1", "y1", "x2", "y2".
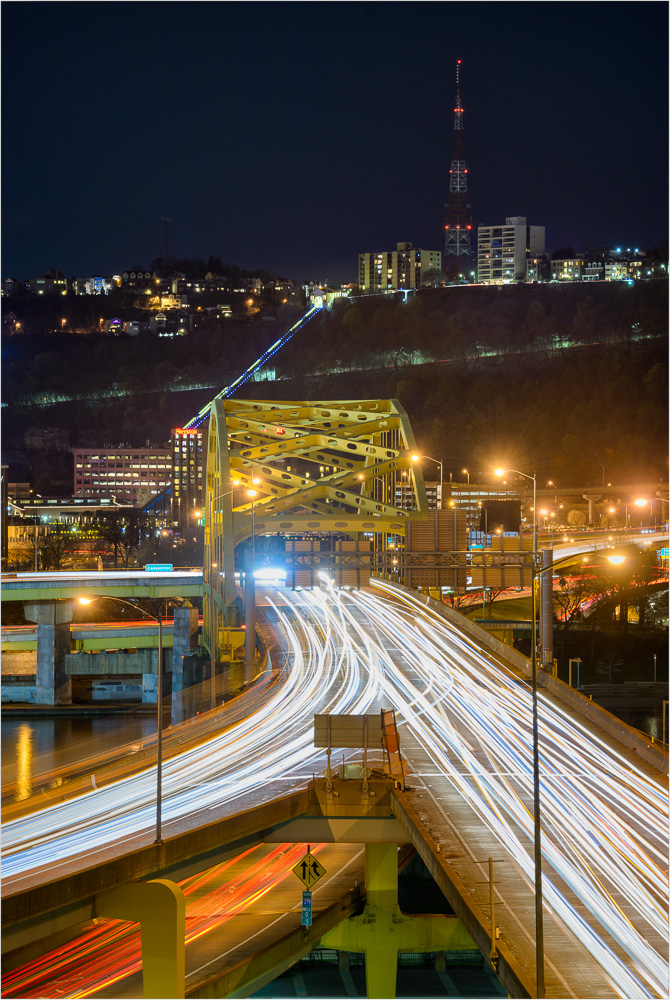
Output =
[
  {"x1": 320, "y1": 843, "x2": 476, "y2": 999},
  {"x1": 540, "y1": 548, "x2": 554, "y2": 669},
  {"x1": 96, "y1": 878, "x2": 185, "y2": 999},
  {"x1": 583, "y1": 493, "x2": 601, "y2": 526},
  {"x1": 23, "y1": 600, "x2": 74, "y2": 705},
  {"x1": 142, "y1": 651, "x2": 159, "y2": 703},
  {"x1": 244, "y1": 547, "x2": 256, "y2": 684},
  {"x1": 171, "y1": 606, "x2": 199, "y2": 724}
]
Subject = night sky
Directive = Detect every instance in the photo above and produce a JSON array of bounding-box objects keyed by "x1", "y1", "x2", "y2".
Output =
[{"x1": 2, "y1": 2, "x2": 667, "y2": 284}]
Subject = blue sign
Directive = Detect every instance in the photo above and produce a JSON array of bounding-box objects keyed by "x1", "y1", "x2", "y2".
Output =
[
  {"x1": 301, "y1": 891, "x2": 312, "y2": 927},
  {"x1": 145, "y1": 564, "x2": 173, "y2": 572}
]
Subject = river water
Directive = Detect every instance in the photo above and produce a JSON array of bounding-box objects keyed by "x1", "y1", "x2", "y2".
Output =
[{"x1": 1, "y1": 715, "x2": 157, "y2": 796}]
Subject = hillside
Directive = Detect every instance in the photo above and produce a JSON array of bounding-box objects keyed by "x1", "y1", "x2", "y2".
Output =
[{"x1": 2, "y1": 282, "x2": 667, "y2": 491}]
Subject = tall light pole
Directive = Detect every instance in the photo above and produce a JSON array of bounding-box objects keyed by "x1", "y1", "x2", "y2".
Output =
[
  {"x1": 413, "y1": 454, "x2": 443, "y2": 508},
  {"x1": 79, "y1": 596, "x2": 164, "y2": 844},
  {"x1": 462, "y1": 468, "x2": 470, "y2": 485},
  {"x1": 495, "y1": 466, "x2": 537, "y2": 551},
  {"x1": 495, "y1": 465, "x2": 540, "y2": 993},
  {"x1": 527, "y1": 547, "x2": 626, "y2": 998},
  {"x1": 625, "y1": 497, "x2": 647, "y2": 530}
]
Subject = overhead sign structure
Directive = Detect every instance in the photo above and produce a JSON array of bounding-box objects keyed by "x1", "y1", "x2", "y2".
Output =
[{"x1": 292, "y1": 849, "x2": 326, "y2": 889}]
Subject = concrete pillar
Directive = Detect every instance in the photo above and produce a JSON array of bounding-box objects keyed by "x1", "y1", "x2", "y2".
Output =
[
  {"x1": 320, "y1": 842, "x2": 475, "y2": 999},
  {"x1": 96, "y1": 879, "x2": 185, "y2": 999},
  {"x1": 540, "y1": 548, "x2": 553, "y2": 667},
  {"x1": 244, "y1": 547, "x2": 256, "y2": 683},
  {"x1": 583, "y1": 494, "x2": 601, "y2": 526},
  {"x1": 171, "y1": 607, "x2": 199, "y2": 724},
  {"x1": 23, "y1": 600, "x2": 74, "y2": 705},
  {"x1": 142, "y1": 655, "x2": 159, "y2": 703}
]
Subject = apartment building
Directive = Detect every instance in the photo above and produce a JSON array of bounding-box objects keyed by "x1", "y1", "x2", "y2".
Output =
[
  {"x1": 477, "y1": 217, "x2": 545, "y2": 284},
  {"x1": 358, "y1": 243, "x2": 442, "y2": 292}
]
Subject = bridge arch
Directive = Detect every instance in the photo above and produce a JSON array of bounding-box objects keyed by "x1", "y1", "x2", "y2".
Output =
[{"x1": 203, "y1": 398, "x2": 427, "y2": 661}]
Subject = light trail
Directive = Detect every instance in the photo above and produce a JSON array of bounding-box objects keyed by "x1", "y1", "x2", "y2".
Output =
[
  {"x1": 1, "y1": 582, "x2": 667, "y2": 998},
  {"x1": 343, "y1": 581, "x2": 668, "y2": 999},
  {"x1": 1, "y1": 842, "x2": 327, "y2": 999}
]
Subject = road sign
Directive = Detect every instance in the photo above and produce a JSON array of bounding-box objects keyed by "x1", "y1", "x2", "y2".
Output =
[
  {"x1": 145, "y1": 563, "x2": 173, "y2": 572},
  {"x1": 301, "y1": 890, "x2": 312, "y2": 927},
  {"x1": 292, "y1": 849, "x2": 326, "y2": 889}
]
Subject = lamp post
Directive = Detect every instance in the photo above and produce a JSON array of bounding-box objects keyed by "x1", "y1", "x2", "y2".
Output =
[
  {"x1": 494, "y1": 467, "x2": 537, "y2": 552},
  {"x1": 79, "y1": 596, "x2": 164, "y2": 844},
  {"x1": 625, "y1": 498, "x2": 647, "y2": 530},
  {"x1": 462, "y1": 469, "x2": 470, "y2": 485},
  {"x1": 414, "y1": 454, "x2": 443, "y2": 508},
  {"x1": 528, "y1": 547, "x2": 625, "y2": 998}
]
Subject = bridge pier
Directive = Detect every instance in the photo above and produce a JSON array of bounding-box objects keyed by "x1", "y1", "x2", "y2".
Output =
[
  {"x1": 96, "y1": 878, "x2": 185, "y2": 999},
  {"x1": 582, "y1": 493, "x2": 602, "y2": 525},
  {"x1": 171, "y1": 606, "x2": 199, "y2": 724},
  {"x1": 23, "y1": 600, "x2": 74, "y2": 705},
  {"x1": 320, "y1": 842, "x2": 475, "y2": 999}
]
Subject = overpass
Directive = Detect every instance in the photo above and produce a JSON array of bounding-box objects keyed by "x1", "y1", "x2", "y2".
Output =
[
  {"x1": 0, "y1": 568, "x2": 203, "y2": 602},
  {"x1": 2, "y1": 580, "x2": 667, "y2": 999}
]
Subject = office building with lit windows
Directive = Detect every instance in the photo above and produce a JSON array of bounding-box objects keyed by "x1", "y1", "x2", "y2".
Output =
[
  {"x1": 171, "y1": 427, "x2": 204, "y2": 530},
  {"x1": 358, "y1": 243, "x2": 442, "y2": 292},
  {"x1": 477, "y1": 217, "x2": 545, "y2": 283},
  {"x1": 74, "y1": 446, "x2": 171, "y2": 504}
]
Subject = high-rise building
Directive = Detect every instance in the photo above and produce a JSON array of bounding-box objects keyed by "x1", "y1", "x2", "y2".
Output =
[
  {"x1": 171, "y1": 427, "x2": 204, "y2": 531},
  {"x1": 443, "y1": 59, "x2": 473, "y2": 281},
  {"x1": 477, "y1": 217, "x2": 545, "y2": 284},
  {"x1": 358, "y1": 243, "x2": 441, "y2": 293}
]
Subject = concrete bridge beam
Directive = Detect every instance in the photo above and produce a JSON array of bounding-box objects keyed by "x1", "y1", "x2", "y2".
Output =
[
  {"x1": 320, "y1": 842, "x2": 475, "y2": 999},
  {"x1": 23, "y1": 600, "x2": 74, "y2": 705}
]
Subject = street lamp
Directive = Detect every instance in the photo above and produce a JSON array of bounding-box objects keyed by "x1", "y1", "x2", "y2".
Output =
[
  {"x1": 78, "y1": 596, "x2": 165, "y2": 844},
  {"x1": 625, "y1": 498, "x2": 647, "y2": 530},
  {"x1": 529, "y1": 547, "x2": 626, "y2": 998},
  {"x1": 462, "y1": 469, "x2": 470, "y2": 485},
  {"x1": 494, "y1": 467, "x2": 537, "y2": 552},
  {"x1": 413, "y1": 454, "x2": 443, "y2": 509}
]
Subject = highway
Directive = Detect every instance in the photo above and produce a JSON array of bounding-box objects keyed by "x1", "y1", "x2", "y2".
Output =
[
  {"x1": 2, "y1": 840, "x2": 367, "y2": 999},
  {"x1": 2, "y1": 580, "x2": 667, "y2": 999}
]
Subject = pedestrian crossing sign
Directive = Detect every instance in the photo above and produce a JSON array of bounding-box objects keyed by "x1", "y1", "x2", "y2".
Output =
[{"x1": 292, "y1": 849, "x2": 326, "y2": 889}]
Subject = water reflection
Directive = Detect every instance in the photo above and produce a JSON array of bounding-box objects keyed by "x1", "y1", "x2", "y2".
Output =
[
  {"x1": 15, "y1": 723, "x2": 34, "y2": 801},
  {"x1": 2, "y1": 716, "x2": 156, "y2": 792}
]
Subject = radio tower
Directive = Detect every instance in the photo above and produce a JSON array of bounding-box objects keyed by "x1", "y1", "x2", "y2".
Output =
[{"x1": 443, "y1": 59, "x2": 473, "y2": 281}]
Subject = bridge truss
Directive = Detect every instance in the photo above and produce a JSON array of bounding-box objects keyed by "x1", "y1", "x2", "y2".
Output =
[{"x1": 204, "y1": 398, "x2": 427, "y2": 654}]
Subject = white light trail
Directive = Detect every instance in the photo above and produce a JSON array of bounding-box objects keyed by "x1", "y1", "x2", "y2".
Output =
[{"x1": 2, "y1": 582, "x2": 667, "y2": 998}]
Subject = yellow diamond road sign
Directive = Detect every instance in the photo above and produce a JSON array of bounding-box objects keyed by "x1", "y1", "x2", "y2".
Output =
[{"x1": 292, "y1": 850, "x2": 326, "y2": 889}]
